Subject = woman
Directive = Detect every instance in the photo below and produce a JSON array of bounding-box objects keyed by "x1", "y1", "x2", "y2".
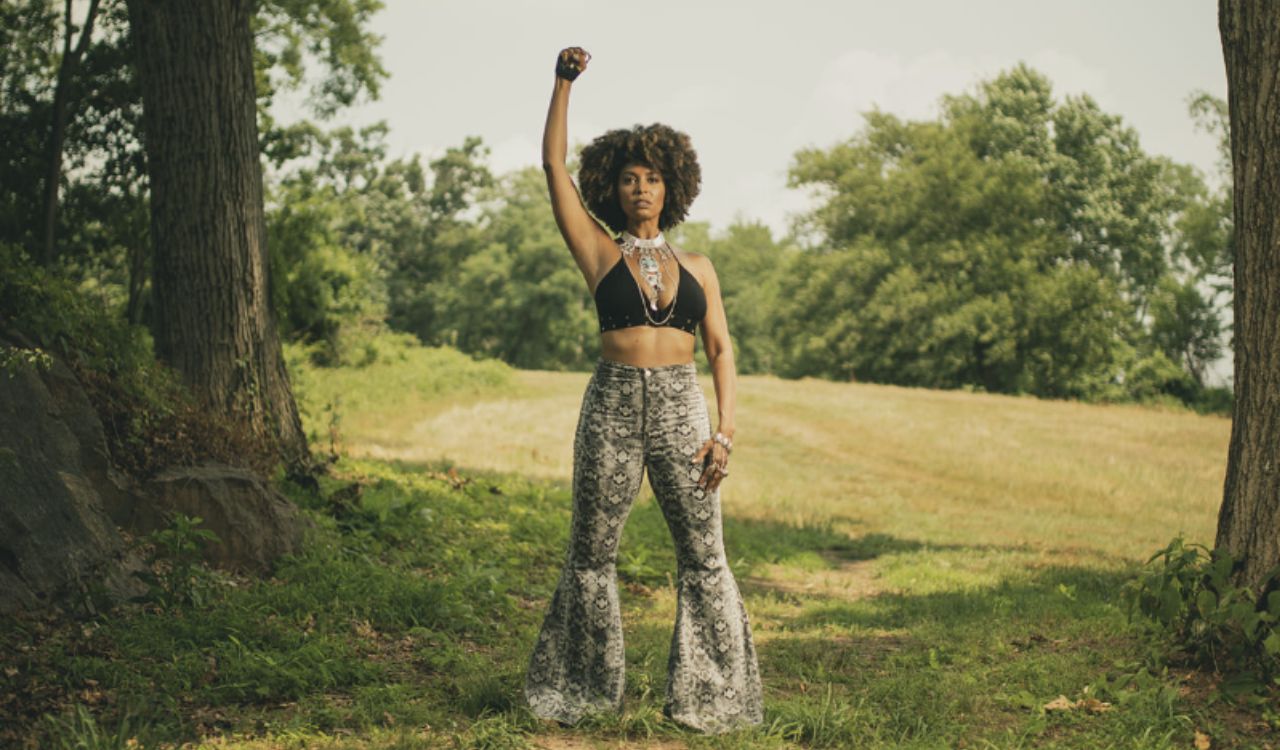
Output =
[{"x1": 523, "y1": 46, "x2": 764, "y2": 734}]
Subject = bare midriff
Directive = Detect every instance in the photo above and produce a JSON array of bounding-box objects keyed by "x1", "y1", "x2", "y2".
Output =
[{"x1": 600, "y1": 326, "x2": 696, "y2": 367}]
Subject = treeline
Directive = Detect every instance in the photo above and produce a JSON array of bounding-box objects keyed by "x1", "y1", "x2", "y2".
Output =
[
  {"x1": 1, "y1": 0, "x2": 1231, "y2": 410},
  {"x1": 263, "y1": 66, "x2": 1233, "y2": 409}
]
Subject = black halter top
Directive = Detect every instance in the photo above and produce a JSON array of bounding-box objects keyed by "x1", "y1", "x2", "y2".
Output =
[{"x1": 593, "y1": 241, "x2": 707, "y2": 334}]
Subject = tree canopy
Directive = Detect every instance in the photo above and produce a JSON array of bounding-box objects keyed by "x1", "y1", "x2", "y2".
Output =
[
  {"x1": 2, "y1": 9, "x2": 1232, "y2": 410},
  {"x1": 781, "y1": 64, "x2": 1228, "y2": 402}
]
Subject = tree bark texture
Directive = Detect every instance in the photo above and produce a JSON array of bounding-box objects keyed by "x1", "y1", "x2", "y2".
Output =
[
  {"x1": 127, "y1": 0, "x2": 309, "y2": 471},
  {"x1": 1215, "y1": 0, "x2": 1280, "y2": 591}
]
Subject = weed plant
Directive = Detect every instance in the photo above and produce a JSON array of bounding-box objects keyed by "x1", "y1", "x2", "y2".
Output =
[
  {"x1": 1125, "y1": 535, "x2": 1280, "y2": 694},
  {"x1": 128, "y1": 513, "x2": 224, "y2": 611}
]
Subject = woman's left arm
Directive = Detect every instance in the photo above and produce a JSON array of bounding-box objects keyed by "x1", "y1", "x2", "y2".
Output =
[{"x1": 691, "y1": 255, "x2": 735, "y2": 492}]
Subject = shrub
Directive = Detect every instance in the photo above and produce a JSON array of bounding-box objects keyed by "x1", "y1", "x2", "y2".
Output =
[
  {"x1": 0, "y1": 243, "x2": 277, "y2": 477},
  {"x1": 1124, "y1": 536, "x2": 1280, "y2": 692}
]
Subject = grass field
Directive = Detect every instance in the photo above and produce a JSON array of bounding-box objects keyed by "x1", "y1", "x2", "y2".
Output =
[
  {"x1": 337, "y1": 361, "x2": 1227, "y2": 560},
  {"x1": 7, "y1": 338, "x2": 1274, "y2": 749}
]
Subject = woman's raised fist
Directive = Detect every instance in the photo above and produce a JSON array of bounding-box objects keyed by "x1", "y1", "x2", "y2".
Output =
[{"x1": 555, "y1": 47, "x2": 591, "y2": 81}]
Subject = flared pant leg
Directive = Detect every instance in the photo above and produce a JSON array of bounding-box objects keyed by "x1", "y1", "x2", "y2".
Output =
[
  {"x1": 525, "y1": 360, "x2": 646, "y2": 724},
  {"x1": 525, "y1": 359, "x2": 763, "y2": 732},
  {"x1": 642, "y1": 364, "x2": 764, "y2": 733}
]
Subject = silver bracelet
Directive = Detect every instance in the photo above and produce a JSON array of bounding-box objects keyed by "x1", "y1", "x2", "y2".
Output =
[{"x1": 713, "y1": 431, "x2": 733, "y2": 453}]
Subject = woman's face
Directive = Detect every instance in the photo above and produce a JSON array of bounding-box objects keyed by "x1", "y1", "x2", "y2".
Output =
[{"x1": 616, "y1": 163, "x2": 665, "y2": 229}]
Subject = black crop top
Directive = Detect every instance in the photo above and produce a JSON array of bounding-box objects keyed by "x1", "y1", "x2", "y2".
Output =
[{"x1": 593, "y1": 247, "x2": 707, "y2": 334}]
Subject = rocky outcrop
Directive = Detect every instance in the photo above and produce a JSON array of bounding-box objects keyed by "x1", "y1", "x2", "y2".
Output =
[
  {"x1": 0, "y1": 352, "x2": 146, "y2": 615},
  {"x1": 131, "y1": 463, "x2": 308, "y2": 574},
  {"x1": 0, "y1": 330, "x2": 311, "y2": 615}
]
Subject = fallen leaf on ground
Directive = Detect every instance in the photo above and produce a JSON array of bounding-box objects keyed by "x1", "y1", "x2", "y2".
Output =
[
  {"x1": 1075, "y1": 697, "x2": 1113, "y2": 714},
  {"x1": 1043, "y1": 695, "x2": 1074, "y2": 711},
  {"x1": 1042, "y1": 694, "x2": 1113, "y2": 713}
]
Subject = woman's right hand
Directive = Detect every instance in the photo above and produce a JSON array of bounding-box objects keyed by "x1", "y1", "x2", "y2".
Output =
[{"x1": 555, "y1": 47, "x2": 591, "y2": 81}]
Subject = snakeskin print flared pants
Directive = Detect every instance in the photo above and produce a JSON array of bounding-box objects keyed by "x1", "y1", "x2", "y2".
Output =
[{"x1": 525, "y1": 358, "x2": 764, "y2": 734}]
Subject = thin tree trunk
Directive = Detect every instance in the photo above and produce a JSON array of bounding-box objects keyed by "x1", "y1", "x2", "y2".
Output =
[
  {"x1": 41, "y1": 0, "x2": 101, "y2": 266},
  {"x1": 1214, "y1": 0, "x2": 1280, "y2": 592},
  {"x1": 125, "y1": 226, "x2": 148, "y2": 326},
  {"x1": 127, "y1": 0, "x2": 310, "y2": 472}
]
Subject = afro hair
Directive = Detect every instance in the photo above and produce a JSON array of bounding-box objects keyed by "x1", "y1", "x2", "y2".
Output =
[{"x1": 578, "y1": 123, "x2": 701, "y2": 234}]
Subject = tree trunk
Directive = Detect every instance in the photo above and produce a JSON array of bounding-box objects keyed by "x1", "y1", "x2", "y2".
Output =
[
  {"x1": 127, "y1": 0, "x2": 309, "y2": 472},
  {"x1": 1214, "y1": 0, "x2": 1280, "y2": 592},
  {"x1": 125, "y1": 221, "x2": 149, "y2": 327},
  {"x1": 41, "y1": 0, "x2": 101, "y2": 267}
]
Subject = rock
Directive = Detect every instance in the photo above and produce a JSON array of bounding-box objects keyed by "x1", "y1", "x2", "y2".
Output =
[
  {"x1": 137, "y1": 462, "x2": 311, "y2": 574},
  {"x1": 0, "y1": 352, "x2": 146, "y2": 615},
  {"x1": 33, "y1": 341, "x2": 147, "y2": 528},
  {"x1": 1, "y1": 326, "x2": 312, "y2": 615}
]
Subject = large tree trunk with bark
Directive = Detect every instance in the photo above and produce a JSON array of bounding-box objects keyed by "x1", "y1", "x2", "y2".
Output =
[
  {"x1": 127, "y1": 0, "x2": 309, "y2": 472},
  {"x1": 1214, "y1": 0, "x2": 1280, "y2": 592}
]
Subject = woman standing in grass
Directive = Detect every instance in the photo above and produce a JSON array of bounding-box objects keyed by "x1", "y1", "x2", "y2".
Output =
[{"x1": 523, "y1": 47, "x2": 764, "y2": 734}]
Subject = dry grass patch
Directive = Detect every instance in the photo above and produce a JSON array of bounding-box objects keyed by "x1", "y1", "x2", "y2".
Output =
[{"x1": 349, "y1": 368, "x2": 1228, "y2": 564}]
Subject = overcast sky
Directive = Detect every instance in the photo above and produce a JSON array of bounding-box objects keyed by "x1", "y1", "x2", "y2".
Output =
[{"x1": 274, "y1": 0, "x2": 1228, "y2": 237}]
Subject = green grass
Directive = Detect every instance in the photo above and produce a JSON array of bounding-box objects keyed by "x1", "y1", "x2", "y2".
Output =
[
  {"x1": 2, "y1": 338, "x2": 1274, "y2": 749},
  {"x1": 285, "y1": 331, "x2": 514, "y2": 459}
]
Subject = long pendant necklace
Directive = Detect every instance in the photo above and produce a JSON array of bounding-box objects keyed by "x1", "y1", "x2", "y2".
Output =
[{"x1": 619, "y1": 230, "x2": 678, "y2": 325}]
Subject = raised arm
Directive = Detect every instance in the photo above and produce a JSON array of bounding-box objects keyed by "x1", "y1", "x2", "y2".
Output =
[{"x1": 544, "y1": 48, "x2": 614, "y2": 286}]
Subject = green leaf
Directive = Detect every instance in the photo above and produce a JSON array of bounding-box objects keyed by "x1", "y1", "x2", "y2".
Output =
[
  {"x1": 1208, "y1": 550, "x2": 1233, "y2": 589},
  {"x1": 1219, "y1": 672, "x2": 1263, "y2": 698},
  {"x1": 1230, "y1": 601, "x2": 1255, "y2": 624},
  {"x1": 1196, "y1": 588, "x2": 1218, "y2": 617},
  {"x1": 1158, "y1": 586, "x2": 1183, "y2": 624},
  {"x1": 1241, "y1": 612, "x2": 1261, "y2": 641}
]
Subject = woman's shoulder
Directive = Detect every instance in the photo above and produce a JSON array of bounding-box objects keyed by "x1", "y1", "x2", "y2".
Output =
[
  {"x1": 669, "y1": 244, "x2": 714, "y2": 287},
  {"x1": 669, "y1": 242, "x2": 707, "y2": 265}
]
